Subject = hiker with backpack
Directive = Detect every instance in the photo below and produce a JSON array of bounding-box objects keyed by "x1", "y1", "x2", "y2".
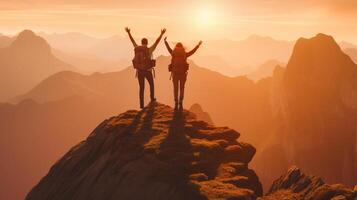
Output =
[
  {"x1": 164, "y1": 37, "x2": 202, "y2": 110},
  {"x1": 125, "y1": 27, "x2": 166, "y2": 108}
]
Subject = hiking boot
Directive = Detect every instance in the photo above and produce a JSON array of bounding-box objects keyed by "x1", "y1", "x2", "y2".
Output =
[
  {"x1": 151, "y1": 98, "x2": 157, "y2": 103},
  {"x1": 179, "y1": 101, "x2": 183, "y2": 111},
  {"x1": 174, "y1": 101, "x2": 179, "y2": 110}
]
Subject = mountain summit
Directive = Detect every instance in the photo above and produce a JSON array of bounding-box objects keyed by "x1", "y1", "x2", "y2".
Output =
[
  {"x1": 0, "y1": 30, "x2": 74, "y2": 101},
  {"x1": 10, "y1": 30, "x2": 51, "y2": 55},
  {"x1": 26, "y1": 103, "x2": 263, "y2": 200},
  {"x1": 279, "y1": 33, "x2": 357, "y2": 185}
]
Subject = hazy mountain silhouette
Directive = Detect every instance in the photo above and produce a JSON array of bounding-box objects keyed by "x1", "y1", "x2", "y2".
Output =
[
  {"x1": 344, "y1": 48, "x2": 357, "y2": 64},
  {"x1": 0, "y1": 33, "x2": 14, "y2": 47},
  {"x1": 0, "y1": 30, "x2": 74, "y2": 101},
  {"x1": 340, "y1": 41, "x2": 357, "y2": 50},
  {"x1": 26, "y1": 103, "x2": 263, "y2": 200},
  {"x1": 247, "y1": 60, "x2": 285, "y2": 81},
  {"x1": 0, "y1": 96, "x2": 117, "y2": 200},
  {"x1": 52, "y1": 48, "x2": 128, "y2": 73},
  {"x1": 39, "y1": 32, "x2": 102, "y2": 54},
  {"x1": 2, "y1": 33, "x2": 357, "y2": 199},
  {"x1": 38, "y1": 32, "x2": 293, "y2": 76},
  {"x1": 189, "y1": 103, "x2": 214, "y2": 125},
  {"x1": 15, "y1": 56, "x2": 273, "y2": 148},
  {"x1": 3, "y1": 56, "x2": 273, "y2": 199},
  {"x1": 193, "y1": 55, "x2": 238, "y2": 77},
  {"x1": 256, "y1": 33, "x2": 357, "y2": 188},
  {"x1": 197, "y1": 35, "x2": 293, "y2": 75},
  {"x1": 283, "y1": 33, "x2": 357, "y2": 185}
]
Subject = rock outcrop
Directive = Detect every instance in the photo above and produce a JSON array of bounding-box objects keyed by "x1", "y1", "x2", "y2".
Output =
[
  {"x1": 189, "y1": 103, "x2": 214, "y2": 125},
  {"x1": 26, "y1": 102, "x2": 262, "y2": 200},
  {"x1": 259, "y1": 166, "x2": 357, "y2": 200}
]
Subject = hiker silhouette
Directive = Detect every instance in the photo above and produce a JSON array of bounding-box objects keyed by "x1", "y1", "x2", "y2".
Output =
[
  {"x1": 126, "y1": 27, "x2": 166, "y2": 109},
  {"x1": 164, "y1": 37, "x2": 202, "y2": 110}
]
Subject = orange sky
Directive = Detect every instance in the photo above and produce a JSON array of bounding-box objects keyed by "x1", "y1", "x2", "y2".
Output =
[{"x1": 1, "y1": 0, "x2": 357, "y2": 42}]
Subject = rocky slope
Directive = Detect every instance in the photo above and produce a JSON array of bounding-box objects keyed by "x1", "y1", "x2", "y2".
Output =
[
  {"x1": 26, "y1": 103, "x2": 262, "y2": 200},
  {"x1": 344, "y1": 48, "x2": 357, "y2": 64},
  {"x1": 259, "y1": 166, "x2": 357, "y2": 200}
]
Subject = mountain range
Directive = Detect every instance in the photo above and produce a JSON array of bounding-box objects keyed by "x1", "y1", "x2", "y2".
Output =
[
  {"x1": 39, "y1": 32, "x2": 294, "y2": 76},
  {"x1": 0, "y1": 57, "x2": 273, "y2": 200},
  {"x1": 18, "y1": 32, "x2": 357, "y2": 187},
  {"x1": 1, "y1": 31, "x2": 357, "y2": 199},
  {"x1": 26, "y1": 103, "x2": 356, "y2": 200}
]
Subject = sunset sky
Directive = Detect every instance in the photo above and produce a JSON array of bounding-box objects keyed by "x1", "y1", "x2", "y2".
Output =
[{"x1": 1, "y1": 0, "x2": 357, "y2": 42}]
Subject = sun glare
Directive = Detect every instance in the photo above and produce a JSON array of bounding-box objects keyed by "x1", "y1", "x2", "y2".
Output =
[{"x1": 196, "y1": 8, "x2": 216, "y2": 26}]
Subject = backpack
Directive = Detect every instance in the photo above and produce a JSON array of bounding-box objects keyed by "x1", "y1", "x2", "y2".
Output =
[
  {"x1": 169, "y1": 47, "x2": 189, "y2": 73},
  {"x1": 132, "y1": 46, "x2": 156, "y2": 70}
]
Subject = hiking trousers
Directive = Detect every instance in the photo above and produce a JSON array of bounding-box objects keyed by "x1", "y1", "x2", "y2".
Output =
[
  {"x1": 172, "y1": 72, "x2": 187, "y2": 102},
  {"x1": 137, "y1": 69, "x2": 155, "y2": 107}
]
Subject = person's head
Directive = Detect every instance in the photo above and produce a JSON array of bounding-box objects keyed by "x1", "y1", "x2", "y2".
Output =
[
  {"x1": 174, "y1": 42, "x2": 186, "y2": 52},
  {"x1": 175, "y1": 42, "x2": 184, "y2": 49},
  {"x1": 141, "y1": 38, "x2": 148, "y2": 46}
]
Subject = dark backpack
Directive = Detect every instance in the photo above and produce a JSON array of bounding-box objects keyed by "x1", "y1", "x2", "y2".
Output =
[
  {"x1": 169, "y1": 47, "x2": 189, "y2": 73},
  {"x1": 132, "y1": 46, "x2": 155, "y2": 70}
]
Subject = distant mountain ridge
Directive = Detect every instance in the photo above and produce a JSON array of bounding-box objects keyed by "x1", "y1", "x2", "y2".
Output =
[
  {"x1": 2, "y1": 32, "x2": 357, "y2": 199},
  {"x1": 39, "y1": 32, "x2": 294, "y2": 76},
  {"x1": 344, "y1": 48, "x2": 357, "y2": 64},
  {"x1": 0, "y1": 33, "x2": 14, "y2": 47},
  {"x1": 1, "y1": 55, "x2": 273, "y2": 199},
  {"x1": 0, "y1": 30, "x2": 74, "y2": 101}
]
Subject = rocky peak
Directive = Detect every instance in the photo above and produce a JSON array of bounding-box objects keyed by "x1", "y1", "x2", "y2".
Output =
[
  {"x1": 286, "y1": 33, "x2": 356, "y2": 82},
  {"x1": 10, "y1": 29, "x2": 52, "y2": 56},
  {"x1": 26, "y1": 102, "x2": 262, "y2": 200},
  {"x1": 260, "y1": 166, "x2": 357, "y2": 200}
]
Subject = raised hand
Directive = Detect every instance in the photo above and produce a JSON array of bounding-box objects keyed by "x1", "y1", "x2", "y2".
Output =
[
  {"x1": 125, "y1": 27, "x2": 130, "y2": 33},
  {"x1": 198, "y1": 40, "x2": 203, "y2": 46},
  {"x1": 161, "y1": 28, "x2": 166, "y2": 35}
]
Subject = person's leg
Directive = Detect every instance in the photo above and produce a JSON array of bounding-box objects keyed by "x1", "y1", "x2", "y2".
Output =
[
  {"x1": 172, "y1": 74, "x2": 179, "y2": 109},
  {"x1": 179, "y1": 73, "x2": 187, "y2": 109},
  {"x1": 145, "y1": 70, "x2": 155, "y2": 102},
  {"x1": 137, "y1": 71, "x2": 145, "y2": 108}
]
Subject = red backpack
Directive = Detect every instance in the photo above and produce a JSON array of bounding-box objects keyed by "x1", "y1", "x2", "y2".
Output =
[
  {"x1": 169, "y1": 47, "x2": 189, "y2": 73},
  {"x1": 132, "y1": 46, "x2": 155, "y2": 70}
]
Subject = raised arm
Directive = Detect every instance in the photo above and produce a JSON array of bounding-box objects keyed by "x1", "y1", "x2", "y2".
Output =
[
  {"x1": 125, "y1": 27, "x2": 138, "y2": 47},
  {"x1": 164, "y1": 37, "x2": 173, "y2": 54},
  {"x1": 149, "y1": 28, "x2": 166, "y2": 53},
  {"x1": 186, "y1": 41, "x2": 202, "y2": 57}
]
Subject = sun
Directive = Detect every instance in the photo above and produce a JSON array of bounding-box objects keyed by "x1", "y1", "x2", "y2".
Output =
[{"x1": 196, "y1": 8, "x2": 216, "y2": 26}]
